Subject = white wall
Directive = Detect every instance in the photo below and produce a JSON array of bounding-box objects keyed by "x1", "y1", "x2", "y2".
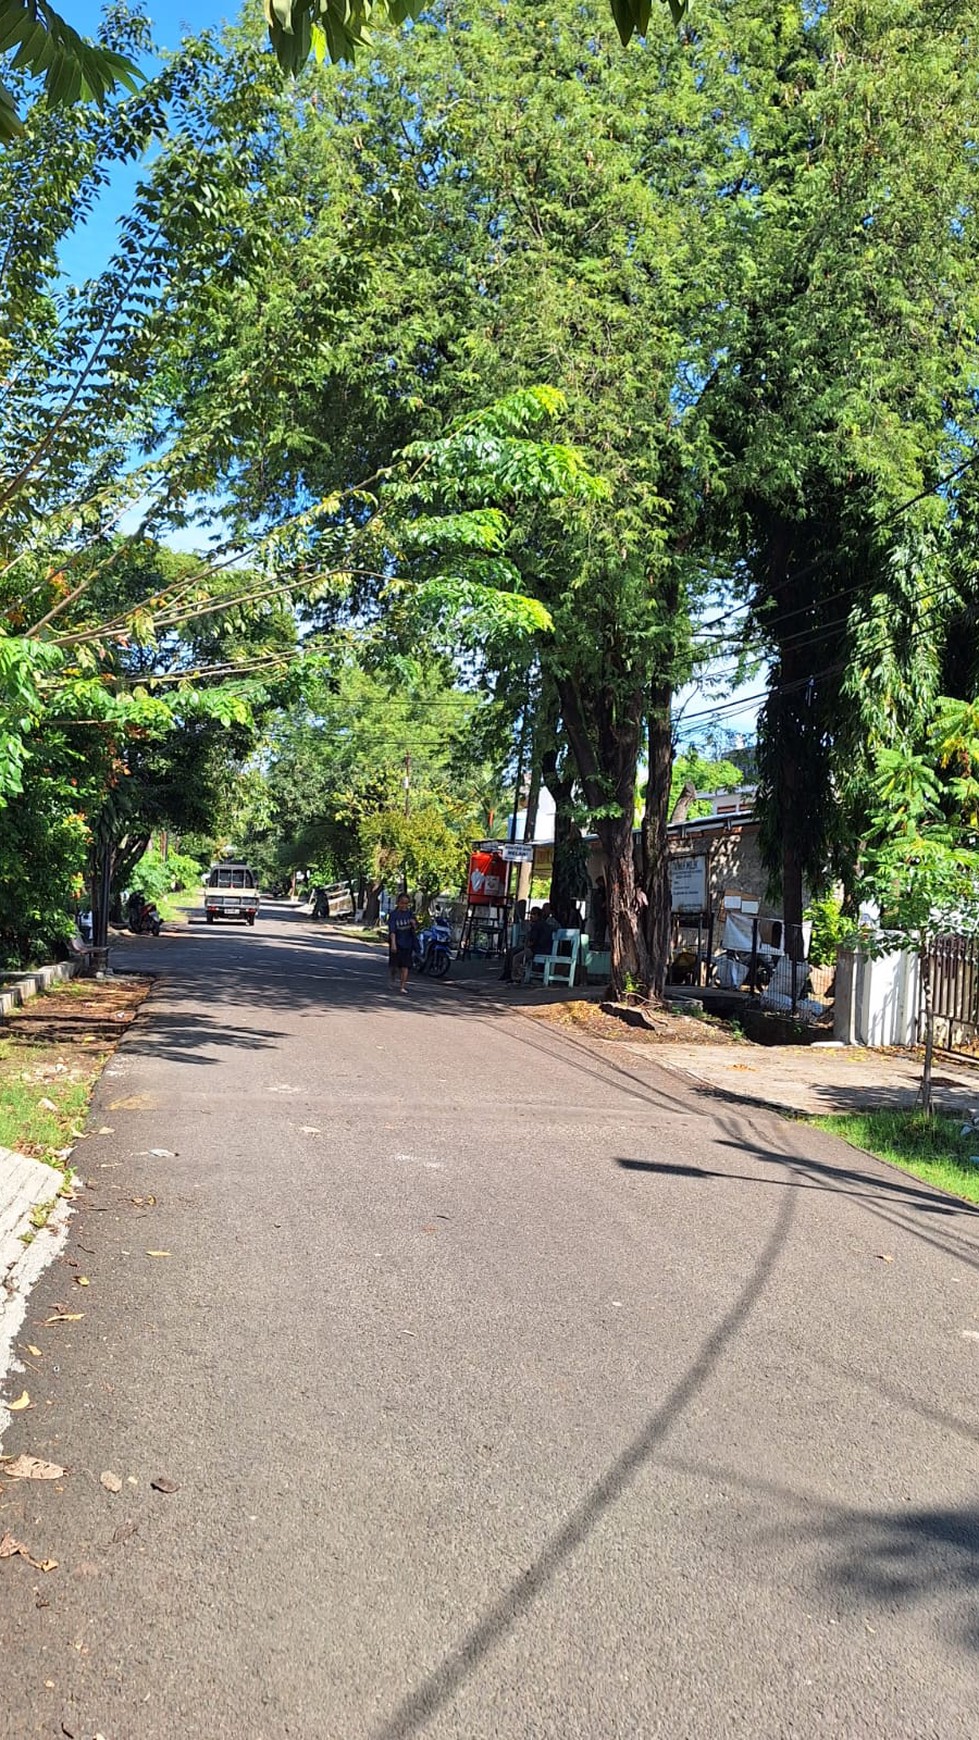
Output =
[{"x1": 834, "y1": 949, "x2": 921, "y2": 1047}]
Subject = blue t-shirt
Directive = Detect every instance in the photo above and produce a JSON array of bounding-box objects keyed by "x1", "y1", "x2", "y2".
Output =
[{"x1": 388, "y1": 908, "x2": 416, "y2": 950}]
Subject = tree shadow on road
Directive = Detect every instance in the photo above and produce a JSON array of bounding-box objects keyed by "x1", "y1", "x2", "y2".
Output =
[
  {"x1": 369, "y1": 1187, "x2": 797, "y2": 1740},
  {"x1": 122, "y1": 1008, "x2": 288, "y2": 1066},
  {"x1": 654, "y1": 1450, "x2": 979, "y2": 1660},
  {"x1": 808, "y1": 1503, "x2": 979, "y2": 1656}
]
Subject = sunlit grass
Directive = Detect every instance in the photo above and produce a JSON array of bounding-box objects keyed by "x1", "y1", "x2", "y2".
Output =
[{"x1": 811, "y1": 1109, "x2": 979, "y2": 1206}]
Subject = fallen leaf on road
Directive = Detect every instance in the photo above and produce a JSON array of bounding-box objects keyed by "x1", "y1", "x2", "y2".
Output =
[
  {"x1": 0, "y1": 1532, "x2": 58, "y2": 1572},
  {"x1": 2, "y1": 1455, "x2": 64, "y2": 1480},
  {"x1": 109, "y1": 1519, "x2": 138, "y2": 1545},
  {"x1": 149, "y1": 1148, "x2": 173, "y2": 1158},
  {"x1": 97, "y1": 1126, "x2": 114, "y2": 1134},
  {"x1": 150, "y1": 1475, "x2": 179, "y2": 1493},
  {"x1": 44, "y1": 1313, "x2": 83, "y2": 1324},
  {"x1": 876, "y1": 1253, "x2": 895, "y2": 1263},
  {"x1": 8, "y1": 1391, "x2": 30, "y2": 1411},
  {"x1": 145, "y1": 1250, "x2": 170, "y2": 1258},
  {"x1": 26, "y1": 1345, "x2": 42, "y2": 1358},
  {"x1": 299, "y1": 1126, "x2": 322, "y2": 1134},
  {"x1": 99, "y1": 1471, "x2": 122, "y2": 1494},
  {"x1": 74, "y1": 1276, "x2": 89, "y2": 1287}
]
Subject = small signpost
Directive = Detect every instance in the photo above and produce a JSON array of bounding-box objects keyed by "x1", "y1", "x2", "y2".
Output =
[{"x1": 670, "y1": 855, "x2": 707, "y2": 912}]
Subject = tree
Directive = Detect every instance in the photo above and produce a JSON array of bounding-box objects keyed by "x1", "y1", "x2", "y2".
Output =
[
  {"x1": 701, "y1": 0, "x2": 979, "y2": 943},
  {"x1": 666, "y1": 750, "x2": 744, "y2": 823},
  {"x1": 245, "y1": 655, "x2": 507, "y2": 908},
  {"x1": 152, "y1": 0, "x2": 741, "y2": 995},
  {"x1": 858, "y1": 701, "x2": 979, "y2": 1114}
]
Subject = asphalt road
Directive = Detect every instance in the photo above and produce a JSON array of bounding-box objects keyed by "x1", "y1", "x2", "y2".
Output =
[{"x1": 2, "y1": 905, "x2": 978, "y2": 1739}]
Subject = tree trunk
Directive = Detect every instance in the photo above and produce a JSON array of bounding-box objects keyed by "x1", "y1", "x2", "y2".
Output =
[
  {"x1": 547, "y1": 761, "x2": 584, "y2": 927},
  {"x1": 640, "y1": 682, "x2": 674, "y2": 1000},
  {"x1": 597, "y1": 808, "x2": 650, "y2": 996},
  {"x1": 670, "y1": 781, "x2": 697, "y2": 824},
  {"x1": 557, "y1": 676, "x2": 647, "y2": 998},
  {"x1": 363, "y1": 881, "x2": 382, "y2": 927}
]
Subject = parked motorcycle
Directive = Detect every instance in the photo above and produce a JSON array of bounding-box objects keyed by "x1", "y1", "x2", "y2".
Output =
[
  {"x1": 413, "y1": 911, "x2": 452, "y2": 978},
  {"x1": 127, "y1": 892, "x2": 163, "y2": 936}
]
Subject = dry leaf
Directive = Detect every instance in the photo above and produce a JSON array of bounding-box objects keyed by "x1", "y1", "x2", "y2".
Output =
[
  {"x1": 876, "y1": 1253, "x2": 895, "y2": 1263},
  {"x1": 8, "y1": 1390, "x2": 30, "y2": 1411},
  {"x1": 2, "y1": 1455, "x2": 64, "y2": 1481},
  {"x1": 74, "y1": 1276, "x2": 89, "y2": 1287},
  {"x1": 26, "y1": 1345, "x2": 42, "y2": 1358},
  {"x1": 99, "y1": 1471, "x2": 122, "y2": 1494},
  {"x1": 0, "y1": 1531, "x2": 58, "y2": 1572},
  {"x1": 44, "y1": 1313, "x2": 83, "y2": 1324},
  {"x1": 38, "y1": 1097, "x2": 57, "y2": 1112},
  {"x1": 150, "y1": 1475, "x2": 179, "y2": 1494},
  {"x1": 97, "y1": 1126, "x2": 114, "y2": 1134},
  {"x1": 145, "y1": 1250, "x2": 170, "y2": 1258},
  {"x1": 109, "y1": 1519, "x2": 138, "y2": 1545}
]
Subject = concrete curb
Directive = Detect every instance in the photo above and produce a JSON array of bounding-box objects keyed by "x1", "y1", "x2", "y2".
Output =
[
  {"x1": 0, "y1": 1146, "x2": 72, "y2": 1435},
  {"x1": 0, "y1": 958, "x2": 79, "y2": 1018}
]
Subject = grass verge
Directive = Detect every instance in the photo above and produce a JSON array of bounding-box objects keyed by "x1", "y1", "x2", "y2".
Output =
[
  {"x1": 0, "y1": 974, "x2": 151, "y2": 1181},
  {"x1": 810, "y1": 1108, "x2": 979, "y2": 1206}
]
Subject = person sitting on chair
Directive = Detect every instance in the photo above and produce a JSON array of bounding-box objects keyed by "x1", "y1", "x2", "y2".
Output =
[{"x1": 501, "y1": 906, "x2": 553, "y2": 984}]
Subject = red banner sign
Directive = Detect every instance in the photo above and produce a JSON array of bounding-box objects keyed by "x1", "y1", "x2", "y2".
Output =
[{"x1": 467, "y1": 849, "x2": 508, "y2": 905}]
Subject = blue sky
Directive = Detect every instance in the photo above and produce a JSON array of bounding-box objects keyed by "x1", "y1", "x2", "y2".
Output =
[{"x1": 61, "y1": 0, "x2": 234, "y2": 282}]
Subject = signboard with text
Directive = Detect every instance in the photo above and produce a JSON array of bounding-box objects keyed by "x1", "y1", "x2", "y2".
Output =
[
  {"x1": 501, "y1": 842, "x2": 534, "y2": 864},
  {"x1": 670, "y1": 855, "x2": 708, "y2": 913}
]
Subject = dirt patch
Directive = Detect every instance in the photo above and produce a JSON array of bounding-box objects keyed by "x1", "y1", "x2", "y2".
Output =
[
  {"x1": 0, "y1": 976, "x2": 151, "y2": 1170},
  {"x1": 524, "y1": 998, "x2": 742, "y2": 1046}
]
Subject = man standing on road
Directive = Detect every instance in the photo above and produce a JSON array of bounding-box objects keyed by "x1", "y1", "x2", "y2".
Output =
[{"x1": 388, "y1": 892, "x2": 418, "y2": 994}]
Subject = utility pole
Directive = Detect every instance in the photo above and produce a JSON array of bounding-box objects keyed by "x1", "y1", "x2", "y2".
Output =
[{"x1": 402, "y1": 752, "x2": 411, "y2": 894}]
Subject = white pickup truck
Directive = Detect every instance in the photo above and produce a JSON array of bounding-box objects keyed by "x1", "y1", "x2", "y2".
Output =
[{"x1": 204, "y1": 862, "x2": 260, "y2": 926}]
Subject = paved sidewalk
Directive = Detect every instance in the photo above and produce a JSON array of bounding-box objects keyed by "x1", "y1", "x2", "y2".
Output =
[{"x1": 626, "y1": 1040, "x2": 979, "y2": 1118}]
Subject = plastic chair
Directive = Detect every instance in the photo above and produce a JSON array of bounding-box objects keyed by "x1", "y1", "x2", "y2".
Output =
[{"x1": 542, "y1": 929, "x2": 580, "y2": 987}]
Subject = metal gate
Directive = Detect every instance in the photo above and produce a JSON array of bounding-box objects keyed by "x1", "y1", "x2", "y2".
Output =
[{"x1": 928, "y1": 933, "x2": 979, "y2": 1053}]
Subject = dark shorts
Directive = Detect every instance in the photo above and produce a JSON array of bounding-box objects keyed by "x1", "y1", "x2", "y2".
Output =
[{"x1": 394, "y1": 941, "x2": 414, "y2": 963}]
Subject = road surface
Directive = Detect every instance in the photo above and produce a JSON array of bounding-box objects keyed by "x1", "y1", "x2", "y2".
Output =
[{"x1": 2, "y1": 905, "x2": 978, "y2": 1738}]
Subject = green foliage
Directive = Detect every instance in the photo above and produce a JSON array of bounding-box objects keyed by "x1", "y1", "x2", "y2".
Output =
[
  {"x1": 0, "y1": 753, "x2": 90, "y2": 966},
  {"x1": 804, "y1": 896, "x2": 847, "y2": 969},
  {"x1": 0, "y1": 0, "x2": 141, "y2": 140},
  {"x1": 259, "y1": 0, "x2": 685, "y2": 83},
  {"x1": 666, "y1": 751, "x2": 744, "y2": 822},
  {"x1": 857, "y1": 698, "x2": 979, "y2": 1112},
  {"x1": 128, "y1": 845, "x2": 204, "y2": 902},
  {"x1": 241, "y1": 656, "x2": 504, "y2": 890},
  {"x1": 361, "y1": 801, "x2": 468, "y2": 903}
]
